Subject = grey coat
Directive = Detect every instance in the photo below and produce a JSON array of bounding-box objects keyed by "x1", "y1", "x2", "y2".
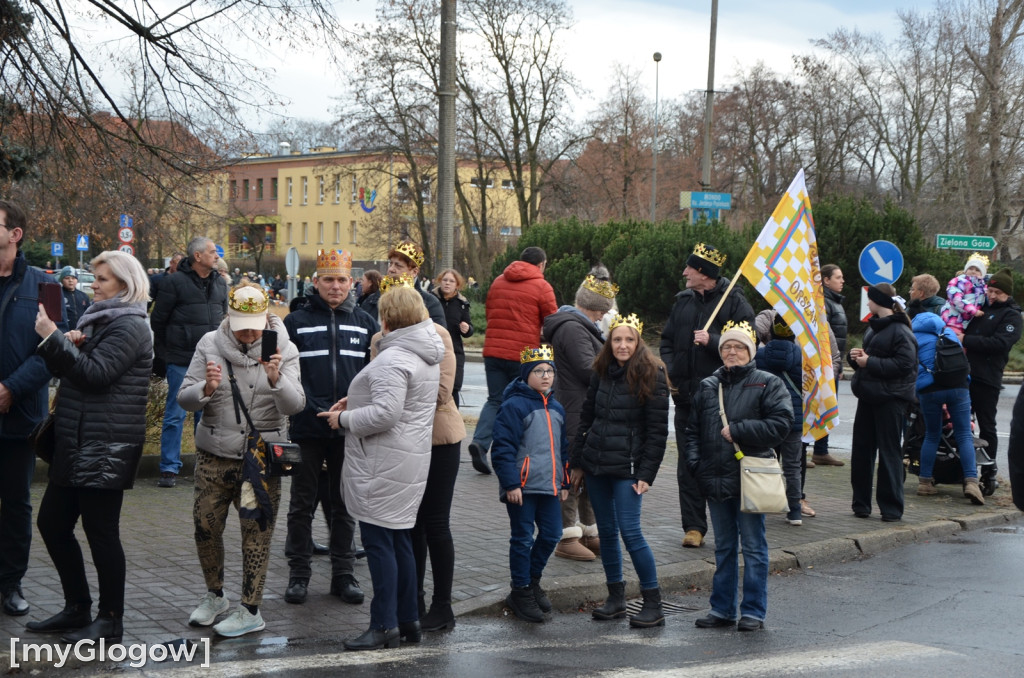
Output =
[{"x1": 340, "y1": 319, "x2": 444, "y2": 530}]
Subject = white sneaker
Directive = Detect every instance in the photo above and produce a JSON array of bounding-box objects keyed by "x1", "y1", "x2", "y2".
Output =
[
  {"x1": 213, "y1": 607, "x2": 265, "y2": 637},
  {"x1": 189, "y1": 592, "x2": 230, "y2": 627}
]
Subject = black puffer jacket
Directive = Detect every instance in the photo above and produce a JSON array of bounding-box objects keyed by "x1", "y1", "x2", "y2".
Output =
[
  {"x1": 543, "y1": 305, "x2": 603, "y2": 436},
  {"x1": 684, "y1": 361, "x2": 792, "y2": 502},
  {"x1": 963, "y1": 298, "x2": 1023, "y2": 388},
  {"x1": 847, "y1": 314, "x2": 917, "y2": 403},
  {"x1": 434, "y1": 290, "x2": 473, "y2": 357},
  {"x1": 36, "y1": 309, "x2": 152, "y2": 490},
  {"x1": 824, "y1": 287, "x2": 848, "y2": 354},
  {"x1": 570, "y1": 361, "x2": 669, "y2": 486},
  {"x1": 150, "y1": 257, "x2": 228, "y2": 366},
  {"x1": 659, "y1": 277, "x2": 755, "y2": 401}
]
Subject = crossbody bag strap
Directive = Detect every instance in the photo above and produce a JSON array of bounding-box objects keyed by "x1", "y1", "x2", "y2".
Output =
[
  {"x1": 224, "y1": 361, "x2": 256, "y2": 430},
  {"x1": 718, "y1": 382, "x2": 744, "y2": 459}
]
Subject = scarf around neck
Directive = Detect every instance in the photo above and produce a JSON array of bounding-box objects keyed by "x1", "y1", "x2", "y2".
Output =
[{"x1": 75, "y1": 298, "x2": 147, "y2": 333}]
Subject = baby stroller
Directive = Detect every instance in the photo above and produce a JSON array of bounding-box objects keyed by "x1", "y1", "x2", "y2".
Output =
[{"x1": 902, "y1": 401, "x2": 997, "y2": 496}]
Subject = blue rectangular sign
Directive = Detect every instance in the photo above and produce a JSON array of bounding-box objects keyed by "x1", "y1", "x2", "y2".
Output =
[
  {"x1": 690, "y1": 191, "x2": 732, "y2": 210},
  {"x1": 51, "y1": 242, "x2": 63, "y2": 257}
]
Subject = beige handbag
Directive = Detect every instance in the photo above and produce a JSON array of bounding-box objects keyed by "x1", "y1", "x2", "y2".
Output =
[{"x1": 718, "y1": 383, "x2": 788, "y2": 514}]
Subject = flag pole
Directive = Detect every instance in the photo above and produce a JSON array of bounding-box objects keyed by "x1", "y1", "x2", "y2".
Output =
[{"x1": 702, "y1": 273, "x2": 743, "y2": 331}]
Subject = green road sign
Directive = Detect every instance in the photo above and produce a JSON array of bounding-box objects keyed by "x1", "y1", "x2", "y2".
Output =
[{"x1": 935, "y1": 234, "x2": 997, "y2": 250}]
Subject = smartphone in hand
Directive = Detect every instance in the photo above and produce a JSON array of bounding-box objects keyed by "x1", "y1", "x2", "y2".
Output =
[
  {"x1": 38, "y1": 282, "x2": 63, "y2": 322},
  {"x1": 261, "y1": 329, "x2": 278, "y2": 362}
]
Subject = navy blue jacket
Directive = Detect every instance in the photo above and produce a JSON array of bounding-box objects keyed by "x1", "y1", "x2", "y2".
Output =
[
  {"x1": 62, "y1": 286, "x2": 90, "y2": 329},
  {"x1": 491, "y1": 379, "x2": 569, "y2": 501},
  {"x1": 284, "y1": 290, "x2": 379, "y2": 441},
  {"x1": 755, "y1": 339, "x2": 803, "y2": 432},
  {"x1": 0, "y1": 252, "x2": 67, "y2": 439}
]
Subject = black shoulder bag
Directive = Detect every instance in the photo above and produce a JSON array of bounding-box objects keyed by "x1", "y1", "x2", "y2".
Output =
[{"x1": 225, "y1": 362, "x2": 302, "y2": 477}]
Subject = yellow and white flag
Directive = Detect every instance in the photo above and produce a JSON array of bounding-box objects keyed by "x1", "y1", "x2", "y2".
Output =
[{"x1": 739, "y1": 169, "x2": 838, "y2": 441}]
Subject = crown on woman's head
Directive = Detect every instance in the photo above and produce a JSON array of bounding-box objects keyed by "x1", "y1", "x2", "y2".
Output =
[
  {"x1": 520, "y1": 345, "x2": 555, "y2": 364},
  {"x1": 582, "y1": 274, "x2": 619, "y2": 299},
  {"x1": 610, "y1": 313, "x2": 643, "y2": 335},
  {"x1": 379, "y1": 272, "x2": 416, "y2": 294},
  {"x1": 228, "y1": 284, "x2": 269, "y2": 314},
  {"x1": 721, "y1": 320, "x2": 756, "y2": 343},
  {"x1": 393, "y1": 241, "x2": 425, "y2": 267},
  {"x1": 693, "y1": 243, "x2": 727, "y2": 267}
]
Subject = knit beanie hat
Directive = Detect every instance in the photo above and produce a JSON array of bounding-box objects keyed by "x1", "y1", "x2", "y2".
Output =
[
  {"x1": 59, "y1": 266, "x2": 76, "y2": 281},
  {"x1": 964, "y1": 253, "x2": 989, "y2": 278},
  {"x1": 686, "y1": 243, "x2": 726, "y2": 280},
  {"x1": 718, "y1": 320, "x2": 756, "y2": 361},
  {"x1": 988, "y1": 268, "x2": 1014, "y2": 296},
  {"x1": 574, "y1": 275, "x2": 617, "y2": 313},
  {"x1": 520, "y1": 345, "x2": 556, "y2": 381}
]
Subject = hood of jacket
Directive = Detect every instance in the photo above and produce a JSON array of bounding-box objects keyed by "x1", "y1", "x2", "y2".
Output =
[
  {"x1": 543, "y1": 304, "x2": 601, "y2": 339},
  {"x1": 911, "y1": 311, "x2": 945, "y2": 337},
  {"x1": 380, "y1": 318, "x2": 445, "y2": 366},
  {"x1": 502, "y1": 259, "x2": 545, "y2": 283}
]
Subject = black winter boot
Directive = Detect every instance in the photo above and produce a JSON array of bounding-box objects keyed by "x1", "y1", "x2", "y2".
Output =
[
  {"x1": 592, "y1": 581, "x2": 627, "y2": 620},
  {"x1": 60, "y1": 611, "x2": 123, "y2": 643},
  {"x1": 420, "y1": 600, "x2": 456, "y2": 631},
  {"x1": 628, "y1": 587, "x2": 665, "y2": 628},
  {"x1": 505, "y1": 585, "x2": 544, "y2": 623},
  {"x1": 530, "y1": 577, "x2": 552, "y2": 613}
]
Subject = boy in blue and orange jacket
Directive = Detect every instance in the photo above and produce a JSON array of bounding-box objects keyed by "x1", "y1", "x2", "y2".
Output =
[{"x1": 491, "y1": 345, "x2": 569, "y2": 624}]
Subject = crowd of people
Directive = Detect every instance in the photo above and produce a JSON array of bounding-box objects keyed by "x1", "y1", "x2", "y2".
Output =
[{"x1": 0, "y1": 193, "x2": 1021, "y2": 646}]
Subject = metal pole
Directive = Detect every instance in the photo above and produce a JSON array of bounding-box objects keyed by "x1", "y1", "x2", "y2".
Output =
[
  {"x1": 651, "y1": 52, "x2": 661, "y2": 224},
  {"x1": 436, "y1": 0, "x2": 457, "y2": 272},
  {"x1": 701, "y1": 0, "x2": 718, "y2": 189}
]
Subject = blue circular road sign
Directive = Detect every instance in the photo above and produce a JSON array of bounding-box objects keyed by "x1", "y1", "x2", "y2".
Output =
[{"x1": 858, "y1": 240, "x2": 904, "y2": 286}]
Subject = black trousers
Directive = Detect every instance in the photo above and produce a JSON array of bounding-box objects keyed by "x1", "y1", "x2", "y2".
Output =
[
  {"x1": 674, "y1": 402, "x2": 708, "y2": 536},
  {"x1": 970, "y1": 381, "x2": 1001, "y2": 462},
  {"x1": 0, "y1": 438, "x2": 34, "y2": 592},
  {"x1": 286, "y1": 438, "x2": 356, "y2": 580},
  {"x1": 850, "y1": 399, "x2": 907, "y2": 520},
  {"x1": 37, "y1": 483, "x2": 125, "y2": 615},
  {"x1": 412, "y1": 442, "x2": 460, "y2": 604},
  {"x1": 452, "y1": 355, "x2": 465, "y2": 409}
]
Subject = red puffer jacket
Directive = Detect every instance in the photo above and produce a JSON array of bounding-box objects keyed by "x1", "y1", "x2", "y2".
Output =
[{"x1": 483, "y1": 261, "x2": 558, "y2": 361}]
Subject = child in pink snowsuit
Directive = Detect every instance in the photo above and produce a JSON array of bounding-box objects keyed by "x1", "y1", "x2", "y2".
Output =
[{"x1": 940, "y1": 253, "x2": 989, "y2": 336}]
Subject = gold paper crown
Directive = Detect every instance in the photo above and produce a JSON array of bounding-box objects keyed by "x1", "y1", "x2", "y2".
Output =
[
  {"x1": 965, "y1": 253, "x2": 990, "y2": 270},
  {"x1": 379, "y1": 272, "x2": 416, "y2": 294},
  {"x1": 772, "y1": 317, "x2": 794, "y2": 338},
  {"x1": 392, "y1": 241, "x2": 425, "y2": 268},
  {"x1": 582, "y1": 274, "x2": 619, "y2": 299},
  {"x1": 693, "y1": 243, "x2": 727, "y2": 267},
  {"x1": 228, "y1": 284, "x2": 269, "y2": 314},
  {"x1": 721, "y1": 320, "x2": 756, "y2": 343},
  {"x1": 316, "y1": 249, "x2": 353, "y2": 276},
  {"x1": 609, "y1": 313, "x2": 644, "y2": 335},
  {"x1": 520, "y1": 344, "x2": 555, "y2": 364}
]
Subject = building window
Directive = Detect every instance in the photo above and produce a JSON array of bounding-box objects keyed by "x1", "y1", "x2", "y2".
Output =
[
  {"x1": 271, "y1": 178, "x2": 278, "y2": 200},
  {"x1": 317, "y1": 221, "x2": 324, "y2": 244},
  {"x1": 421, "y1": 176, "x2": 432, "y2": 204},
  {"x1": 333, "y1": 221, "x2": 341, "y2": 244},
  {"x1": 230, "y1": 179, "x2": 237, "y2": 199},
  {"x1": 502, "y1": 179, "x2": 516, "y2": 190},
  {"x1": 301, "y1": 222, "x2": 308, "y2": 244},
  {"x1": 334, "y1": 175, "x2": 341, "y2": 204},
  {"x1": 257, "y1": 178, "x2": 264, "y2": 200},
  {"x1": 470, "y1": 176, "x2": 493, "y2": 188},
  {"x1": 318, "y1": 176, "x2": 325, "y2": 204},
  {"x1": 204, "y1": 186, "x2": 211, "y2": 201},
  {"x1": 350, "y1": 176, "x2": 358, "y2": 203},
  {"x1": 286, "y1": 223, "x2": 293, "y2": 245},
  {"x1": 286, "y1": 178, "x2": 293, "y2": 205},
  {"x1": 397, "y1": 174, "x2": 410, "y2": 203},
  {"x1": 350, "y1": 221, "x2": 358, "y2": 244},
  {"x1": 301, "y1": 177, "x2": 308, "y2": 205},
  {"x1": 241, "y1": 179, "x2": 249, "y2": 200}
]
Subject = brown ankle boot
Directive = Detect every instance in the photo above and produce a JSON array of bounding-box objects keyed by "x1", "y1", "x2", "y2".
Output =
[
  {"x1": 917, "y1": 478, "x2": 938, "y2": 496},
  {"x1": 963, "y1": 478, "x2": 985, "y2": 505}
]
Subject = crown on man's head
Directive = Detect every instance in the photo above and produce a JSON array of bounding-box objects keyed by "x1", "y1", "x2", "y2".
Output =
[
  {"x1": 379, "y1": 272, "x2": 416, "y2": 294},
  {"x1": 693, "y1": 243, "x2": 727, "y2": 267},
  {"x1": 721, "y1": 320, "x2": 756, "y2": 343},
  {"x1": 966, "y1": 253, "x2": 990, "y2": 270},
  {"x1": 316, "y1": 249, "x2": 353, "y2": 276},
  {"x1": 520, "y1": 345, "x2": 555, "y2": 364},
  {"x1": 393, "y1": 241, "x2": 425, "y2": 268},
  {"x1": 582, "y1": 274, "x2": 619, "y2": 299},
  {"x1": 610, "y1": 313, "x2": 644, "y2": 335}
]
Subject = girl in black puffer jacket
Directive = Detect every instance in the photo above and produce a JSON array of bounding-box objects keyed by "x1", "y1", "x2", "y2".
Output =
[{"x1": 570, "y1": 313, "x2": 669, "y2": 629}]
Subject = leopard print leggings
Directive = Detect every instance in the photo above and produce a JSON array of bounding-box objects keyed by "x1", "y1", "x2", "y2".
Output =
[{"x1": 193, "y1": 450, "x2": 281, "y2": 607}]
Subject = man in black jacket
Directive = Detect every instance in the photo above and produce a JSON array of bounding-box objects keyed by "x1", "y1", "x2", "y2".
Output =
[
  {"x1": 151, "y1": 237, "x2": 227, "y2": 488},
  {"x1": 386, "y1": 240, "x2": 445, "y2": 327},
  {"x1": 660, "y1": 244, "x2": 754, "y2": 548},
  {"x1": 283, "y1": 249, "x2": 378, "y2": 606},
  {"x1": 963, "y1": 268, "x2": 1022, "y2": 492},
  {"x1": 0, "y1": 200, "x2": 66, "y2": 616}
]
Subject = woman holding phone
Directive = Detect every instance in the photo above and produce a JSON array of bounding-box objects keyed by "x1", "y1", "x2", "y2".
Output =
[{"x1": 27, "y1": 251, "x2": 152, "y2": 643}]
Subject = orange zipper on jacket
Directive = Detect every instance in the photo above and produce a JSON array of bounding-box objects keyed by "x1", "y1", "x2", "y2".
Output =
[{"x1": 542, "y1": 393, "x2": 557, "y2": 495}]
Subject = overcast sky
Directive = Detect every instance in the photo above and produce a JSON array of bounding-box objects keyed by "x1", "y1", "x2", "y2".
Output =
[{"x1": 257, "y1": 0, "x2": 918, "y2": 126}]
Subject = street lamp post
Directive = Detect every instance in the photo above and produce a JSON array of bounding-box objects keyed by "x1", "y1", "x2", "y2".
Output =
[{"x1": 651, "y1": 51, "x2": 661, "y2": 224}]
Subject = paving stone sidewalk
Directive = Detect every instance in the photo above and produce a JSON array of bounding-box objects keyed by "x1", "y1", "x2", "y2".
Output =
[{"x1": 1, "y1": 434, "x2": 1018, "y2": 653}]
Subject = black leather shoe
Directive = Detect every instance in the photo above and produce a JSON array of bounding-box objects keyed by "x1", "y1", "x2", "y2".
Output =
[
  {"x1": 344, "y1": 626, "x2": 399, "y2": 651},
  {"x1": 61, "y1": 614, "x2": 123, "y2": 643},
  {"x1": 330, "y1": 575, "x2": 365, "y2": 604},
  {"x1": 2, "y1": 587, "x2": 29, "y2": 616},
  {"x1": 737, "y1": 617, "x2": 764, "y2": 632},
  {"x1": 284, "y1": 578, "x2": 308, "y2": 604},
  {"x1": 398, "y1": 620, "x2": 421, "y2": 643},
  {"x1": 695, "y1": 614, "x2": 735, "y2": 628},
  {"x1": 26, "y1": 604, "x2": 91, "y2": 633},
  {"x1": 420, "y1": 603, "x2": 456, "y2": 632},
  {"x1": 312, "y1": 542, "x2": 330, "y2": 556},
  {"x1": 468, "y1": 443, "x2": 492, "y2": 474}
]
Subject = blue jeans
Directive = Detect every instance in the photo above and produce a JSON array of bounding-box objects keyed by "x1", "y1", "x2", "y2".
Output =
[
  {"x1": 472, "y1": 357, "x2": 520, "y2": 451},
  {"x1": 585, "y1": 474, "x2": 659, "y2": 590},
  {"x1": 506, "y1": 493, "x2": 561, "y2": 588},
  {"x1": 161, "y1": 363, "x2": 201, "y2": 474},
  {"x1": 918, "y1": 388, "x2": 978, "y2": 479},
  {"x1": 707, "y1": 498, "x2": 769, "y2": 622},
  {"x1": 360, "y1": 522, "x2": 418, "y2": 630}
]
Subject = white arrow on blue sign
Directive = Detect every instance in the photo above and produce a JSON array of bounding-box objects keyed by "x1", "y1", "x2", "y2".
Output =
[
  {"x1": 858, "y1": 240, "x2": 904, "y2": 286},
  {"x1": 76, "y1": 234, "x2": 89, "y2": 251}
]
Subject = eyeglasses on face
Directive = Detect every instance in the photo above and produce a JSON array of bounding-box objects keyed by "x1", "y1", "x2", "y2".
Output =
[
  {"x1": 531, "y1": 369, "x2": 555, "y2": 378},
  {"x1": 720, "y1": 343, "x2": 748, "y2": 354}
]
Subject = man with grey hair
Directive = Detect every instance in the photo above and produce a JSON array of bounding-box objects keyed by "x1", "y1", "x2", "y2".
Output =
[{"x1": 151, "y1": 236, "x2": 227, "y2": 487}]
